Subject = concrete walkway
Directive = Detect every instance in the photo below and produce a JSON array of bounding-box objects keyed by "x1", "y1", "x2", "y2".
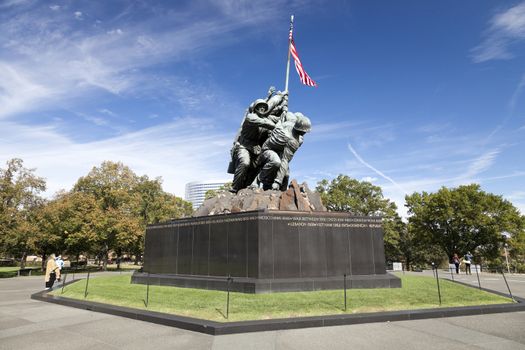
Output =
[{"x1": 1, "y1": 272, "x2": 525, "y2": 349}]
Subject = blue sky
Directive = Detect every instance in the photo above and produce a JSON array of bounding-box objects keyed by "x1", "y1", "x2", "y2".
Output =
[{"x1": 1, "y1": 0, "x2": 525, "y2": 216}]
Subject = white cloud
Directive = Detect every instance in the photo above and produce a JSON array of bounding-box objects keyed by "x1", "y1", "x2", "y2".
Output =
[
  {"x1": 0, "y1": 1, "x2": 290, "y2": 120},
  {"x1": 506, "y1": 190, "x2": 525, "y2": 201},
  {"x1": 0, "y1": 0, "x2": 32, "y2": 8},
  {"x1": 0, "y1": 118, "x2": 232, "y2": 198},
  {"x1": 505, "y1": 191, "x2": 525, "y2": 215},
  {"x1": 472, "y1": 2, "x2": 525, "y2": 62},
  {"x1": 416, "y1": 122, "x2": 452, "y2": 134},
  {"x1": 463, "y1": 149, "x2": 500, "y2": 179},
  {"x1": 509, "y1": 73, "x2": 525, "y2": 114},
  {"x1": 98, "y1": 108, "x2": 117, "y2": 117},
  {"x1": 348, "y1": 143, "x2": 407, "y2": 195},
  {"x1": 361, "y1": 176, "x2": 378, "y2": 183},
  {"x1": 0, "y1": 63, "x2": 53, "y2": 118}
]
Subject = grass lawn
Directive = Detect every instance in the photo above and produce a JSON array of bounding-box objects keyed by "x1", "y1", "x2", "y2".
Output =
[
  {"x1": 0, "y1": 267, "x2": 20, "y2": 272},
  {"x1": 52, "y1": 274, "x2": 512, "y2": 322},
  {"x1": 0, "y1": 267, "x2": 20, "y2": 278},
  {"x1": 0, "y1": 266, "x2": 43, "y2": 277}
]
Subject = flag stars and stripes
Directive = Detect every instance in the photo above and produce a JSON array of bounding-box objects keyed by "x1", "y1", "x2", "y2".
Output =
[{"x1": 289, "y1": 33, "x2": 317, "y2": 87}]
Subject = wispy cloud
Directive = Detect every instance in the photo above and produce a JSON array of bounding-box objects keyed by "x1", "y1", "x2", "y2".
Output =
[
  {"x1": 472, "y1": 2, "x2": 525, "y2": 63},
  {"x1": 0, "y1": 63, "x2": 53, "y2": 118},
  {"x1": 509, "y1": 72, "x2": 525, "y2": 114},
  {"x1": 0, "y1": 1, "x2": 294, "y2": 120},
  {"x1": 463, "y1": 148, "x2": 500, "y2": 179},
  {"x1": 505, "y1": 190, "x2": 525, "y2": 201},
  {"x1": 504, "y1": 191, "x2": 525, "y2": 215},
  {"x1": 347, "y1": 143, "x2": 407, "y2": 194},
  {"x1": 0, "y1": 117, "x2": 232, "y2": 197},
  {"x1": 416, "y1": 122, "x2": 452, "y2": 134}
]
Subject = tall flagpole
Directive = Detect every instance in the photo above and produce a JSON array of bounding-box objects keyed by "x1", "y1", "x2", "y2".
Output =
[{"x1": 284, "y1": 15, "x2": 294, "y2": 93}]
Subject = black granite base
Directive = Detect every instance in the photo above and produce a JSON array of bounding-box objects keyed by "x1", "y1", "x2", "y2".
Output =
[
  {"x1": 131, "y1": 272, "x2": 401, "y2": 293},
  {"x1": 134, "y1": 209, "x2": 400, "y2": 293}
]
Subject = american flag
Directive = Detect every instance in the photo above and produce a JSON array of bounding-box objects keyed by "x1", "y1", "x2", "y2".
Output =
[{"x1": 289, "y1": 31, "x2": 317, "y2": 87}]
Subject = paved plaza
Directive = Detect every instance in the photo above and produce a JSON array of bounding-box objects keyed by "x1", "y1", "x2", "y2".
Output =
[{"x1": 1, "y1": 271, "x2": 525, "y2": 349}]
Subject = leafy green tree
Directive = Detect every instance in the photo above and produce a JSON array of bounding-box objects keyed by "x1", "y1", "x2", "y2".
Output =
[
  {"x1": 72, "y1": 162, "x2": 143, "y2": 269},
  {"x1": 38, "y1": 191, "x2": 103, "y2": 264},
  {"x1": 505, "y1": 215, "x2": 525, "y2": 272},
  {"x1": 0, "y1": 159, "x2": 46, "y2": 267},
  {"x1": 316, "y1": 175, "x2": 404, "y2": 263},
  {"x1": 316, "y1": 175, "x2": 397, "y2": 216},
  {"x1": 136, "y1": 176, "x2": 192, "y2": 224},
  {"x1": 405, "y1": 184, "x2": 524, "y2": 263},
  {"x1": 204, "y1": 182, "x2": 233, "y2": 200},
  {"x1": 71, "y1": 161, "x2": 192, "y2": 268}
]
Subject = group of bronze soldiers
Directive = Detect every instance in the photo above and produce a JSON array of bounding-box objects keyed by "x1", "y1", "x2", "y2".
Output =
[{"x1": 228, "y1": 87, "x2": 311, "y2": 193}]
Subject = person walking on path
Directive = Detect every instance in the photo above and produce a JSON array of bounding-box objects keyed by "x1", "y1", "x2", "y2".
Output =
[
  {"x1": 452, "y1": 253, "x2": 460, "y2": 274},
  {"x1": 44, "y1": 254, "x2": 61, "y2": 290},
  {"x1": 464, "y1": 251, "x2": 473, "y2": 275},
  {"x1": 55, "y1": 255, "x2": 64, "y2": 271}
]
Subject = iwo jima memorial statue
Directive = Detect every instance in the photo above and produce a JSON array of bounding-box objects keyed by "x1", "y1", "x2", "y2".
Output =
[{"x1": 132, "y1": 17, "x2": 400, "y2": 292}]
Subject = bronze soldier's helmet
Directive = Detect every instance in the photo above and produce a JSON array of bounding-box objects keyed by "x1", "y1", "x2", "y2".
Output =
[
  {"x1": 253, "y1": 99, "x2": 269, "y2": 113},
  {"x1": 293, "y1": 113, "x2": 311, "y2": 133}
]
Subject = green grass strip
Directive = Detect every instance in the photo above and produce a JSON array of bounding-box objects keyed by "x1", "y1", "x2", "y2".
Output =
[
  {"x1": 0, "y1": 267, "x2": 20, "y2": 272},
  {"x1": 52, "y1": 274, "x2": 512, "y2": 322}
]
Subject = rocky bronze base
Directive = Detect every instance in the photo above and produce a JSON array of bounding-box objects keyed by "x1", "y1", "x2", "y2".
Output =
[
  {"x1": 133, "y1": 209, "x2": 400, "y2": 293},
  {"x1": 132, "y1": 272, "x2": 401, "y2": 293},
  {"x1": 194, "y1": 180, "x2": 326, "y2": 217}
]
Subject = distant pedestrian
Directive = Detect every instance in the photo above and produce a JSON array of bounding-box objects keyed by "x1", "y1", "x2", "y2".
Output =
[
  {"x1": 55, "y1": 255, "x2": 64, "y2": 271},
  {"x1": 44, "y1": 254, "x2": 61, "y2": 290},
  {"x1": 464, "y1": 251, "x2": 473, "y2": 275},
  {"x1": 452, "y1": 253, "x2": 460, "y2": 274}
]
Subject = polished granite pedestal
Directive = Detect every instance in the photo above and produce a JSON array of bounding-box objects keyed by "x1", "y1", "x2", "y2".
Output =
[{"x1": 132, "y1": 210, "x2": 400, "y2": 293}]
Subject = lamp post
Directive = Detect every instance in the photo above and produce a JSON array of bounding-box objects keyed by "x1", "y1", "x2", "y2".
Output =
[
  {"x1": 501, "y1": 232, "x2": 511, "y2": 274},
  {"x1": 504, "y1": 243, "x2": 510, "y2": 274}
]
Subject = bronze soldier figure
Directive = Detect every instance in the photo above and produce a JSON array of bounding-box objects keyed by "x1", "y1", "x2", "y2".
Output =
[{"x1": 257, "y1": 113, "x2": 311, "y2": 191}]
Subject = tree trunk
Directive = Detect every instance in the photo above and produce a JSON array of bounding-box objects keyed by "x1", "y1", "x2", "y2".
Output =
[
  {"x1": 102, "y1": 251, "x2": 108, "y2": 271},
  {"x1": 41, "y1": 253, "x2": 47, "y2": 271},
  {"x1": 116, "y1": 249, "x2": 122, "y2": 270},
  {"x1": 20, "y1": 251, "x2": 27, "y2": 269}
]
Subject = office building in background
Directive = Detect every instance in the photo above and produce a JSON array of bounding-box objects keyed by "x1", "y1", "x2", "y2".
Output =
[{"x1": 185, "y1": 180, "x2": 228, "y2": 210}]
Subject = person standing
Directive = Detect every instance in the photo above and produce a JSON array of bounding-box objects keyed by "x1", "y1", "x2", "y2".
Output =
[
  {"x1": 464, "y1": 251, "x2": 473, "y2": 275},
  {"x1": 55, "y1": 255, "x2": 64, "y2": 271},
  {"x1": 44, "y1": 254, "x2": 61, "y2": 290},
  {"x1": 452, "y1": 253, "x2": 460, "y2": 274}
]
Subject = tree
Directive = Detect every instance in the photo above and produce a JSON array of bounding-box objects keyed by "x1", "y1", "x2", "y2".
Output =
[
  {"x1": 405, "y1": 184, "x2": 524, "y2": 263},
  {"x1": 397, "y1": 222, "x2": 447, "y2": 270},
  {"x1": 72, "y1": 162, "x2": 142, "y2": 269},
  {"x1": 71, "y1": 161, "x2": 192, "y2": 269},
  {"x1": 136, "y1": 176, "x2": 193, "y2": 224},
  {"x1": 508, "y1": 220, "x2": 525, "y2": 272},
  {"x1": 204, "y1": 182, "x2": 233, "y2": 200},
  {"x1": 316, "y1": 175, "x2": 404, "y2": 263},
  {"x1": 0, "y1": 159, "x2": 46, "y2": 267},
  {"x1": 38, "y1": 191, "x2": 103, "y2": 264},
  {"x1": 316, "y1": 175, "x2": 397, "y2": 216}
]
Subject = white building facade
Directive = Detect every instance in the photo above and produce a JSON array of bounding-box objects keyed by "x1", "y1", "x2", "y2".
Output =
[{"x1": 185, "y1": 181, "x2": 229, "y2": 210}]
